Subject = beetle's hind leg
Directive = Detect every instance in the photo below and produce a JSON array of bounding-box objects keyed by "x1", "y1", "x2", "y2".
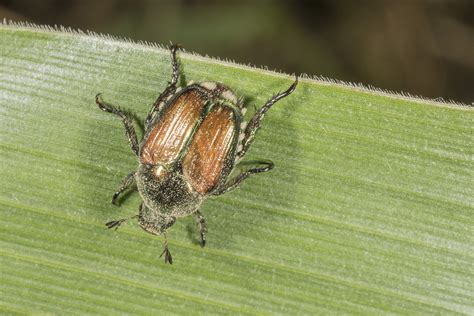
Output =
[
  {"x1": 105, "y1": 214, "x2": 138, "y2": 230},
  {"x1": 112, "y1": 171, "x2": 136, "y2": 205},
  {"x1": 212, "y1": 160, "x2": 274, "y2": 196},
  {"x1": 194, "y1": 210, "x2": 207, "y2": 247},
  {"x1": 145, "y1": 44, "x2": 182, "y2": 129},
  {"x1": 95, "y1": 94, "x2": 139, "y2": 156},
  {"x1": 169, "y1": 43, "x2": 181, "y2": 87},
  {"x1": 237, "y1": 76, "x2": 298, "y2": 159}
]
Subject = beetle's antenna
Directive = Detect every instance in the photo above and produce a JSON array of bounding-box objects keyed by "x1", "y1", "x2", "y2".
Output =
[
  {"x1": 160, "y1": 234, "x2": 173, "y2": 264},
  {"x1": 105, "y1": 215, "x2": 138, "y2": 230}
]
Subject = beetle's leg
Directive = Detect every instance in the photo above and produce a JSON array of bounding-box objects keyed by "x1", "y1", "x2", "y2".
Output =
[
  {"x1": 96, "y1": 94, "x2": 139, "y2": 156},
  {"x1": 194, "y1": 210, "x2": 207, "y2": 247},
  {"x1": 169, "y1": 43, "x2": 181, "y2": 87},
  {"x1": 159, "y1": 234, "x2": 173, "y2": 264},
  {"x1": 112, "y1": 171, "x2": 136, "y2": 205},
  {"x1": 212, "y1": 160, "x2": 274, "y2": 196},
  {"x1": 105, "y1": 214, "x2": 138, "y2": 230},
  {"x1": 145, "y1": 44, "x2": 182, "y2": 129},
  {"x1": 237, "y1": 76, "x2": 298, "y2": 159}
]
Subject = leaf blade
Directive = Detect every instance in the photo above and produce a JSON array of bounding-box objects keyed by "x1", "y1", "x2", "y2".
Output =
[{"x1": 1, "y1": 24, "x2": 473, "y2": 314}]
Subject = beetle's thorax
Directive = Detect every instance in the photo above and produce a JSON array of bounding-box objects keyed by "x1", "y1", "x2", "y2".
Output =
[{"x1": 135, "y1": 163, "x2": 202, "y2": 218}]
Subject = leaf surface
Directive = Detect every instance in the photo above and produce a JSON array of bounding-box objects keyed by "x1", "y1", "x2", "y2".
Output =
[{"x1": 0, "y1": 24, "x2": 473, "y2": 314}]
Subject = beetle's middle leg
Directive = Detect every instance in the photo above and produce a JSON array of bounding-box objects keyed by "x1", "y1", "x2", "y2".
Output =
[
  {"x1": 212, "y1": 160, "x2": 274, "y2": 196},
  {"x1": 237, "y1": 76, "x2": 298, "y2": 159},
  {"x1": 96, "y1": 94, "x2": 139, "y2": 156},
  {"x1": 194, "y1": 210, "x2": 207, "y2": 247},
  {"x1": 112, "y1": 171, "x2": 136, "y2": 205}
]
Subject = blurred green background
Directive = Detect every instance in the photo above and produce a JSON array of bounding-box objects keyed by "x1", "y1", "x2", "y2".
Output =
[{"x1": 1, "y1": 0, "x2": 473, "y2": 103}]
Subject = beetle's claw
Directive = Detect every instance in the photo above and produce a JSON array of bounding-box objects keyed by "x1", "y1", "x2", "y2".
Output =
[
  {"x1": 95, "y1": 93, "x2": 103, "y2": 106},
  {"x1": 111, "y1": 193, "x2": 120, "y2": 206},
  {"x1": 95, "y1": 93, "x2": 114, "y2": 113},
  {"x1": 199, "y1": 232, "x2": 206, "y2": 248},
  {"x1": 285, "y1": 75, "x2": 299, "y2": 96},
  {"x1": 105, "y1": 219, "x2": 126, "y2": 230},
  {"x1": 160, "y1": 246, "x2": 173, "y2": 264},
  {"x1": 170, "y1": 43, "x2": 182, "y2": 51}
]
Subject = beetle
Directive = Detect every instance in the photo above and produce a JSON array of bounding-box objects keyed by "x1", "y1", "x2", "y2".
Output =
[{"x1": 96, "y1": 45, "x2": 297, "y2": 264}]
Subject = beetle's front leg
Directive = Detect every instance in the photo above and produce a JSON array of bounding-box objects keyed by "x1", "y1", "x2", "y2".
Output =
[
  {"x1": 105, "y1": 214, "x2": 138, "y2": 230},
  {"x1": 112, "y1": 171, "x2": 136, "y2": 205},
  {"x1": 237, "y1": 77, "x2": 298, "y2": 159},
  {"x1": 194, "y1": 210, "x2": 207, "y2": 247},
  {"x1": 212, "y1": 160, "x2": 274, "y2": 196},
  {"x1": 95, "y1": 94, "x2": 139, "y2": 156},
  {"x1": 160, "y1": 234, "x2": 173, "y2": 264}
]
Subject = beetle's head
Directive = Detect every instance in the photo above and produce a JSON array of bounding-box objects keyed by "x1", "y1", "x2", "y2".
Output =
[
  {"x1": 138, "y1": 203, "x2": 176, "y2": 235},
  {"x1": 135, "y1": 163, "x2": 201, "y2": 216}
]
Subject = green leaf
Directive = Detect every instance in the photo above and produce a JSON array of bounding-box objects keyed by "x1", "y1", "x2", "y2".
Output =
[{"x1": 1, "y1": 22, "x2": 473, "y2": 314}]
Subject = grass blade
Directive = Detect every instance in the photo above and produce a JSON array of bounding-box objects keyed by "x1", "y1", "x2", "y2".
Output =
[{"x1": 1, "y1": 22, "x2": 473, "y2": 314}]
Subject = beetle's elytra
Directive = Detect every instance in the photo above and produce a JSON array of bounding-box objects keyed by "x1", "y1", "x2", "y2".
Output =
[{"x1": 96, "y1": 45, "x2": 297, "y2": 264}]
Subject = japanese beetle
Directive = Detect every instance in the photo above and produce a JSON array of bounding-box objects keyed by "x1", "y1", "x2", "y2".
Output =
[{"x1": 96, "y1": 45, "x2": 297, "y2": 264}]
